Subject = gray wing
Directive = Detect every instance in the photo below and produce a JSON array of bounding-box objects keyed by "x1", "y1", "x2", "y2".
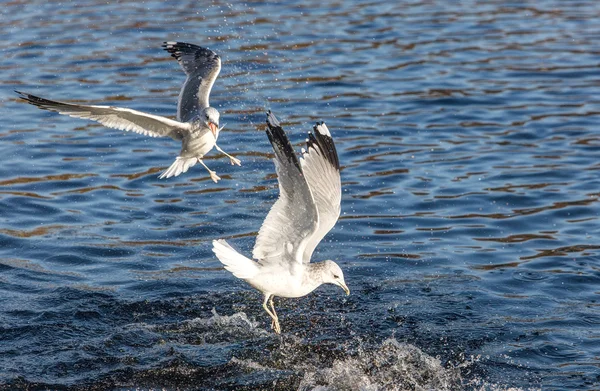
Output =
[
  {"x1": 16, "y1": 91, "x2": 191, "y2": 140},
  {"x1": 300, "y1": 122, "x2": 342, "y2": 263},
  {"x1": 252, "y1": 111, "x2": 319, "y2": 268},
  {"x1": 163, "y1": 42, "x2": 221, "y2": 122}
]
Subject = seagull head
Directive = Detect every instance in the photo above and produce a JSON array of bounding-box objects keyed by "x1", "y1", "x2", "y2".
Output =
[
  {"x1": 202, "y1": 107, "x2": 221, "y2": 138},
  {"x1": 321, "y1": 260, "x2": 350, "y2": 296}
]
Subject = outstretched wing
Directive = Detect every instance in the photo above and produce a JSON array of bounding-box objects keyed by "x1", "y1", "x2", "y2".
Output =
[
  {"x1": 163, "y1": 42, "x2": 221, "y2": 122},
  {"x1": 16, "y1": 91, "x2": 190, "y2": 140},
  {"x1": 300, "y1": 122, "x2": 342, "y2": 263},
  {"x1": 252, "y1": 111, "x2": 319, "y2": 268}
]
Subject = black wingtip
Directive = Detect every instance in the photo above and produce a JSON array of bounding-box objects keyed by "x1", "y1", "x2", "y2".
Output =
[
  {"x1": 266, "y1": 110, "x2": 281, "y2": 129},
  {"x1": 15, "y1": 91, "x2": 37, "y2": 104},
  {"x1": 15, "y1": 91, "x2": 40, "y2": 102},
  {"x1": 162, "y1": 41, "x2": 183, "y2": 60},
  {"x1": 162, "y1": 41, "x2": 218, "y2": 61},
  {"x1": 13, "y1": 91, "x2": 72, "y2": 113},
  {"x1": 265, "y1": 110, "x2": 302, "y2": 172},
  {"x1": 307, "y1": 121, "x2": 340, "y2": 170}
]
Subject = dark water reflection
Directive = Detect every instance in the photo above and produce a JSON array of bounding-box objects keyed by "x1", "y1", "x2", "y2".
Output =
[{"x1": 2, "y1": 0, "x2": 600, "y2": 390}]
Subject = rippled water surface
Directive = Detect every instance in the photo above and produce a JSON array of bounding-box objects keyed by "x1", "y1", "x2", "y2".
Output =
[{"x1": 2, "y1": 1, "x2": 600, "y2": 390}]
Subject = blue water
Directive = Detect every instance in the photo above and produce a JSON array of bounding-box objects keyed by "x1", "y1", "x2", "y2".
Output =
[{"x1": 2, "y1": 1, "x2": 599, "y2": 390}]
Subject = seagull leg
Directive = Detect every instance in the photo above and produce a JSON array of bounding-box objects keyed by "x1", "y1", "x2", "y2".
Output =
[
  {"x1": 269, "y1": 296, "x2": 281, "y2": 334},
  {"x1": 215, "y1": 144, "x2": 241, "y2": 166},
  {"x1": 198, "y1": 159, "x2": 221, "y2": 183},
  {"x1": 262, "y1": 294, "x2": 281, "y2": 334}
]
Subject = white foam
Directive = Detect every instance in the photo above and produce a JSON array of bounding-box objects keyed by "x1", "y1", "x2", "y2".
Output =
[
  {"x1": 295, "y1": 338, "x2": 537, "y2": 391},
  {"x1": 188, "y1": 308, "x2": 259, "y2": 330},
  {"x1": 157, "y1": 329, "x2": 539, "y2": 391},
  {"x1": 150, "y1": 308, "x2": 270, "y2": 338}
]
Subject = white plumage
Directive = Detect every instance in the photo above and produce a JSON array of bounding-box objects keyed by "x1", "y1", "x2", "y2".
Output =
[
  {"x1": 16, "y1": 41, "x2": 240, "y2": 182},
  {"x1": 213, "y1": 110, "x2": 349, "y2": 334}
]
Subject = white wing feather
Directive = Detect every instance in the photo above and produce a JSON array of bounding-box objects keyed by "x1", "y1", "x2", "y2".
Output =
[
  {"x1": 16, "y1": 91, "x2": 191, "y2": 140},
  {"x1": 300, "y1": 122, "x2": 341, "y2": 263},
  {"x1": 252, "y1": 112, "x2": 319, "y2": 268},
  {"x1": 163, "y1": 42, "x2": 222, "y2": 122}
]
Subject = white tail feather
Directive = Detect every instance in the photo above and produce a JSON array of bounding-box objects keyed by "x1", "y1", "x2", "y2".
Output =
[
  {"x1": 159, "y1": 157, "x2": 198, "y2": 179},
  {"x1": 212, "y1": 239, "x2": 259, "y2": 279}
]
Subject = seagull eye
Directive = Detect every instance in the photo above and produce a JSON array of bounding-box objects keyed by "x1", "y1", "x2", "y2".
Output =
[{"x1": 333, "y1": 274, "x2": 339, "y2": 279}]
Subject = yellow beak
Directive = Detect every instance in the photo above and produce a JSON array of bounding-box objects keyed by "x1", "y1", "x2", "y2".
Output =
[
  {"x1": 209, "y1": 122, "x2": 218, "y2": 138},
  {"x1": 339, "y1": 281, "x2": 350, "y2": 296}
]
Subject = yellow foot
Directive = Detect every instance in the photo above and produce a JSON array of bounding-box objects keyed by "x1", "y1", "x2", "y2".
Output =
[
  {"x1": 271, "y1": 318, "x2": 281, "y2": 334},
  {"x1": 209, "y1": 171, "x2": 221, "y2": 183},
  {"x1": 230, "y1": 156, "x2": 241, "y2": 166}
]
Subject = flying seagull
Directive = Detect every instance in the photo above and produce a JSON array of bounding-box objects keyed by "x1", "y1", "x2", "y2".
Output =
[
  {"x1": 15, "y1": 41, "x2": 240, "y2": 182},
  {"x1": 213, "y1": 110, "x2": 349, "y2": 334}
]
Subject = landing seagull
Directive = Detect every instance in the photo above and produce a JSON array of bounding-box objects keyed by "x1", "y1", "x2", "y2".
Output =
[
  {"x1": 213, "y1": 110, "x2": 349, "y2": 334},
  {"x1": 15, "y1": 41, "x2": 240, "y2": 182}
]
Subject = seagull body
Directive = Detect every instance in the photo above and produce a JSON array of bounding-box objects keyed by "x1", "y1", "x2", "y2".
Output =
[
  {"x1": 16, "y1": 41, "x2": 240, "y2": 182},
  {"x1": 213, "y1": 111, "x2": 348, "y2": 334}
]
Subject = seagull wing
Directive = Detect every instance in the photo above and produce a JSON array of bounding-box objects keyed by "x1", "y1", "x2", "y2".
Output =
[
  {"x1": 252, "y1": 111, "x2": 319, "y2": 268},
  {"x1": 16, "y1": 91, "x2": 191, "y2": 140},
  {"x1": 163, "y1": 42, "x2": 221, "y2": 122},
  {"x1": 300, "y1": 122, "x2": 342, "y2": 263}
]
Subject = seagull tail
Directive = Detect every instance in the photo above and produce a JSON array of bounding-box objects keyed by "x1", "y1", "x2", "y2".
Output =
[
  {"x1": 212, "y1": 239, "x2": 259, "y2": 280},
  {"x1": 159, "y1": 157, "x2": 198, "y2": 179}
]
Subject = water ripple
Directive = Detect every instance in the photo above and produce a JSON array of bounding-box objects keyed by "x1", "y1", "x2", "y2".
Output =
[{"x1": 2, "y1": 0, "x2": 600, "y2": 389}]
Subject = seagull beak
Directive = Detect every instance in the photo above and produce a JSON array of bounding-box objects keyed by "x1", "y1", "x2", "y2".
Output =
[
  {"x1": 209, "y1": 122, "x2": 218, "y2": 138},
  {"x1": 338, "y1": 281, "x2": 350, "y2": 296}
]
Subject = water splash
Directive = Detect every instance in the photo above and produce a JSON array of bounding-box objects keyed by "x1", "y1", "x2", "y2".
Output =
[{"x1": 296, "y1": 338, "x2": 461, "y2": 391}]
